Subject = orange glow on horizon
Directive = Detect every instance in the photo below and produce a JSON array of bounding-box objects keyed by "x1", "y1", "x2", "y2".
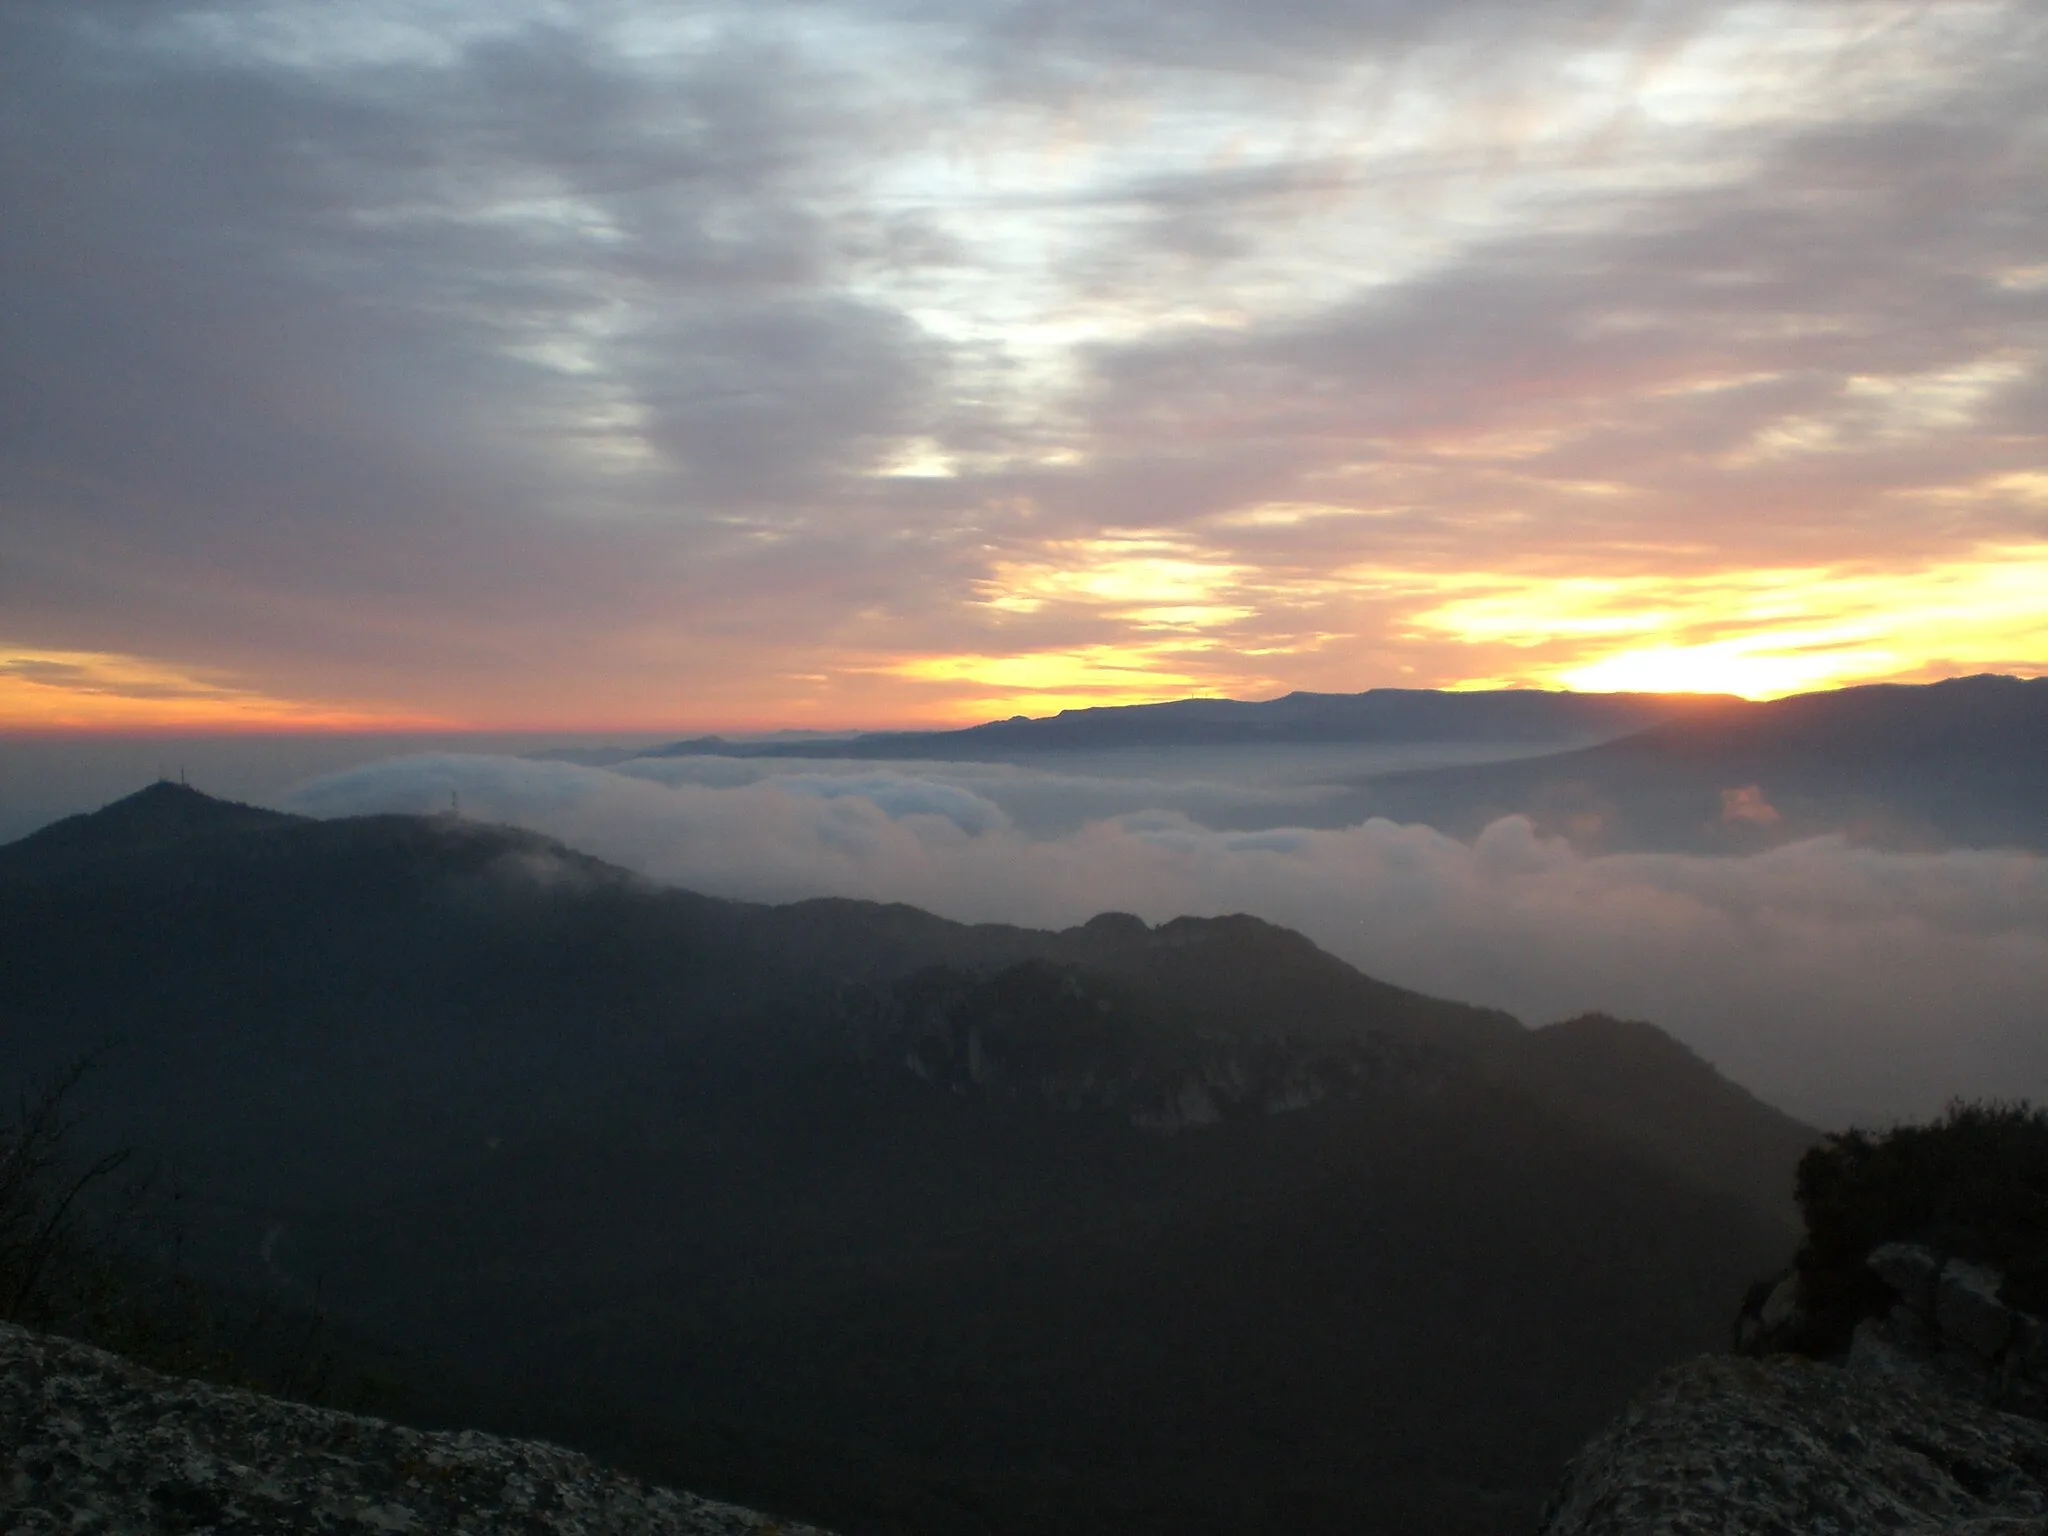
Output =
[
  {"x1": 7, "y1": 541, "x2": 2044, "y2": 734},
  {"x1": 880, "y1": 641, "x2": 1268, "y2": 721},
  {"x1": 0, "y1": 646, "x2": 445, "y2": 734},
  {"x1": 1408, "y1": 545, "x2": 2048, "y2": 699}
]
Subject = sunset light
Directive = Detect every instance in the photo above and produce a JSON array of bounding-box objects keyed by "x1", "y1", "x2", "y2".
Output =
[
  {"x1": 7, "y1": 3, "x2": 2048, "y2": 1526},
  {"x1": 0, "y1": 646, "x2": 439, "y2": 732},
  {"x1": 884, "y1": 643, "x2": 1234, "y2": 719},
  {"x1": 1409, "y1": 548, "x2": 2048, "y2": 699},
  {"x1": 1554, "y1": 641, "x2": 1889, "y2": 701},
  {"x1": 977, "y1": 539, "x2": 1258, "y2": 630},
  {"x1": 0, "y1": 0, "x2": 2038, "y2": 730}
]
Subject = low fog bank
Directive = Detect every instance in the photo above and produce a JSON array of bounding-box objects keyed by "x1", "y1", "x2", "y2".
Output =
[
  {"x1": 0, "y1": 732, "x2": 676, "y2": 845},
  {"x1": 286, "y1": 753, "x2": 2048, "y2": 1129},
  {"x1": 0, "y1": 734, "x2": 1536, "y2": 844}
]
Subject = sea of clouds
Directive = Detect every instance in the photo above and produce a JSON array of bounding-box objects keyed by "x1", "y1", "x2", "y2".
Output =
[{"x1": 282, "y1": 751, "x2": 2048, "y2": 1128}]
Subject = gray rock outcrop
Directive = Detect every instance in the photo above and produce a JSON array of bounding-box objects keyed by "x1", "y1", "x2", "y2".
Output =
[
  {"x1": 1547, "y1": 1238, "x2": 2048, "y2": 1533},
  {"x1": 1536, "y1": 1354, "x2": 2048, "y2": 1535},
  {"x1": 1734, "y1": 1241, "x2": 2048, "y2": 1418},
  {"x1": 1, "y1": 1322, "x2": 832, "y2": 1535}
]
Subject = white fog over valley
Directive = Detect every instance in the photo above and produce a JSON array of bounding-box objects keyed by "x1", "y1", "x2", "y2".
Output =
[
  {"x1": 242, "y1": 741, "x2": 2048, "y2": 1131},
  {"x1": 8, "y1": 731, "x2": 2043, "y2": 1129}
]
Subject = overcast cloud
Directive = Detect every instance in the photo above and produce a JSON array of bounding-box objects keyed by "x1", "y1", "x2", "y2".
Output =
[{"x1": 3, "y1": 0, "x2": 2044, "y2": 727}]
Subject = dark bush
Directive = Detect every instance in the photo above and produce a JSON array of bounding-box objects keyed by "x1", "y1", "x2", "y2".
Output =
[
  {"x1": 0, "y1": 1059, "x2": 130, "y2": 1330},
  {"x1": 1, "y1": 1059, "x2": 396, "y2": 1407},
  {"x1": 1796, "y1": 1100, "x2": 2048, "y2": 1324}
]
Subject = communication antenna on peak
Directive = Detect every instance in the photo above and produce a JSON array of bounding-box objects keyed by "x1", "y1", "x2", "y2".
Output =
[
  {"x1": 451, "y1": 790, "x2": 460, "y2": 819},
  {"x1": 179, "y1": 764, "x2": 187, "y2": 787}
]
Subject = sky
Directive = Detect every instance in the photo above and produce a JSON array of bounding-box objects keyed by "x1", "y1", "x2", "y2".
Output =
[{"x1": 3, "y1": 0, "x2": 2045, "y2": 731}]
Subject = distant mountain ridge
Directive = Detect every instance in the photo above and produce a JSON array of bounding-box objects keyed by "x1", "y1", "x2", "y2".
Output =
[
  {"x1": 528, "y1": 674, "x2": 2041, "y2": 770},
  {"x1": 524, "y1": 674, "x2": 2048, "y2": 851},
  {"x1": 0, "y1": 786, "x2": 1816, "y2": 1536},
  {"x1": 564, "y1": 686, "x2": 1737, "y2": 762},
  {"x1": 1360, "y1": 672, "x2": 2048, "y2": 852}
]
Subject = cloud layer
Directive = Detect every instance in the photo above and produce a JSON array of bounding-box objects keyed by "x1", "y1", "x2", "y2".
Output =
[
  {"x1": 3, "y1": 0, "x2": 2045, "y2": 726},
  {"x1": 287, "y1": 752, "x2": 2048, "y2": 1127}
]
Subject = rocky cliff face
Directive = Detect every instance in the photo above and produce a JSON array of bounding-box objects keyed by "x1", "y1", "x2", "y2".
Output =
[
  {"x1": 1536, "y1": 1355, "x2": 2048, "y2": 1535},
  {"x1": 837, "y1": 955, "x2": 1461, "y2": 1133},
  {"x1": 1541, "y1": 1240, "x2": 2048, "y2": 1534},
  {"x1": 1736, "y1": 1240, "x2": 2048, "y2": 1418},
  {"x1": 0, "y1": 1322, "x2": 830, "y2": 1535}
]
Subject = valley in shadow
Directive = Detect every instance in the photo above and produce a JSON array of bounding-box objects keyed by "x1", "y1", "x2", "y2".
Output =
[{"x1": 0, "y1": 783, "x2": 1816, "y2": 1534}]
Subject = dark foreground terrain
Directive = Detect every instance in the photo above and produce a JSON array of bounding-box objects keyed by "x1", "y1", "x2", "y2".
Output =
[
  {"x1": 0, "y1": 785, "x2": 1815, "y2": 1535},
  {"x1": 1, "y1": 1320, "x2": 826, "y2": 1536}
]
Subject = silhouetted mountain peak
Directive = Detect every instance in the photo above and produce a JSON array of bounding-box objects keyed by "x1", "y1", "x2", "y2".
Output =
[
  {"x1": 0, "y1": 781, "x2": 304, "y2": 868},
  {"x1": 97, "y1": 779, "x2": 271, "y2": 823},
  {"x1": 0, "y1": 783, "x2": 649, "y2": 906},
  {"x1": 1152, "y1": 910, "x2": 1317, "y2": 952},
  {"x1": 1074, "y1": 910, "x2": 1151, "y2": 943}
]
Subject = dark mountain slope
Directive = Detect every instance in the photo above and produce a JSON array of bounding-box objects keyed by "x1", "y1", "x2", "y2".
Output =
[
  {"x1": 0, "y1": 787, "x2": 1815, "y2": 1536},
  {"x1": 1360, "y1": 673, "x2": 2048, "y2": 852},
  {"x1": 324, "y1": 1067, "x2": 1783, "y2": 1536},
  {"x1": 1496, "y1": 1014, "x2": 1817, "y2": 1220}
]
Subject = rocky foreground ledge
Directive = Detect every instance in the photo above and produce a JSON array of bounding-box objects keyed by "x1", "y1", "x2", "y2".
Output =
[
  {"x1": 1536, "y1": 1354, "x2": 2048, "y2": 1535},
  {"x1": 1, "y1": 1322, "x2": 831, "y2": 1535}
]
